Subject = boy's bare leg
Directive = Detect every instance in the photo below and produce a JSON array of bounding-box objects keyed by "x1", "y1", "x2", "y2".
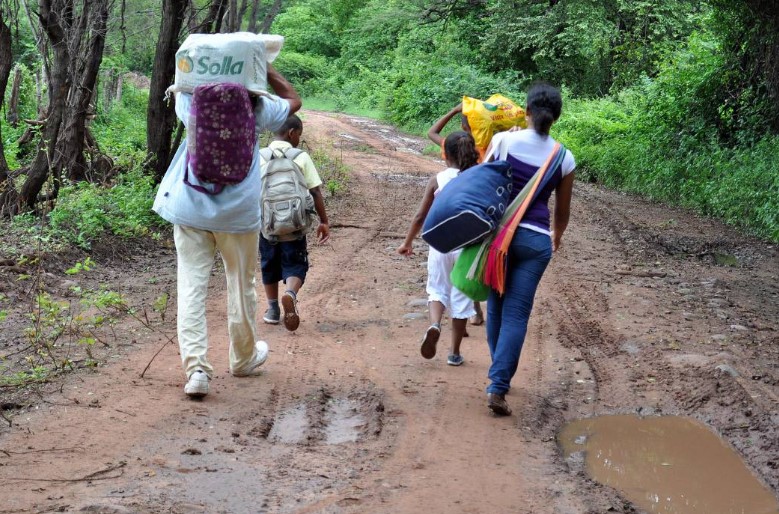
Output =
[
  {"x1": 284, "y1": 276, "x2": 303, "y2": 295},
  {"x1": 264, "y1": 282, "x2": 279, "y2": 301},
  {"x1": 262, "y1": 282, "x2": 281, "y2": 324}
]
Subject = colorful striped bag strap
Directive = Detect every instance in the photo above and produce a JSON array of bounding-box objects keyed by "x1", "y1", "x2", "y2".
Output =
[{"x1": 483, "y1": 143, "x2": 566, "y2": 295}]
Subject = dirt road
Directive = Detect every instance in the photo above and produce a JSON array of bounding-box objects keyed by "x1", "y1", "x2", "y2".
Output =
[{"x1": 1, "y1": 112, "x2": 778, "y2": 513}]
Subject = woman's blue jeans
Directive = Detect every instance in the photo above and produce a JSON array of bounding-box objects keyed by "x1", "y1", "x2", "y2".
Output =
[{"x1": 486, "y1": 228, "x2": 552, "y2": 395}]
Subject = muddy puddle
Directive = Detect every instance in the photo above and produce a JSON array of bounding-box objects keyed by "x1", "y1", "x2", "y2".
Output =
[
  {"x1": 559, "y1": 415, "x2": 779, "y2": 514},
  {"x1": 262, "y1": 390, "x2": 378, "y2": 446},
  {"x1": 324, "y1": 397, "x2": 367, "y2": 444}
]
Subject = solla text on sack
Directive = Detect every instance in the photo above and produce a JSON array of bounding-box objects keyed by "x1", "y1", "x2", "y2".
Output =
[{"x1": 194, "y1": 56, "x2": 244, "y2": 76}]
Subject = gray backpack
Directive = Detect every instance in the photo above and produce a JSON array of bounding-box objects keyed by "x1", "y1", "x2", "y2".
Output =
[{"x1": 259, "y1": 147, "x2": 316, "y2": 242}]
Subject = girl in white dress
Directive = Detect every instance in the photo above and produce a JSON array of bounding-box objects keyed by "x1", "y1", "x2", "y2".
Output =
[{"x1": 397, "y1": 131, "x2": 480, "y2": 365}]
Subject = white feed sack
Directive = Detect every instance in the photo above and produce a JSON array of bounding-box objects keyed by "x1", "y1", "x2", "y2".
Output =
[{"x1": 170, "y1": 32, "x2": 284, "y2": 95}]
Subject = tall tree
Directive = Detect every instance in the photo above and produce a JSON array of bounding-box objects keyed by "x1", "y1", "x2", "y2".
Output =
[
  {"x1": 0, "y1": 6, "x2": 18, "y2": 216},
  {"x1": 146, "y1": 0, "x2": 230, "y2": 182},
  {"x1": 260, "y1": 0, "x2": 283, "y2": 33},
  {"x1": 146, "y1": 0, "x2": 188, "y2": 183},
  {"x1": 18, "y1": 0, "x2": 113, "y2": 210},
  {"x1": 710, "y1": 0, "x2": 779, "y2": 135},
  {"x1": 247, "y1": 0, "x2": 261, "y2": 32}
]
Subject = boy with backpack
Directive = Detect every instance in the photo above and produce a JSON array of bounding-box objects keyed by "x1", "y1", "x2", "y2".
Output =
[{"x1": 259, "y1": 114, "x2": 330, "y2": 332}]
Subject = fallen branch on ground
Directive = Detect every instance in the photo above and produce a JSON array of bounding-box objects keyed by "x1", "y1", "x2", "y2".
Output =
[
  {"x1": 2, "y1": 461, "x2": 126, "y2": 482},
  {"x1": 0, "y1": 446, "x2": 84, "y2": 456},
  {"x1": 139, "y1": 334, "x2": 177, "y2": 378}
]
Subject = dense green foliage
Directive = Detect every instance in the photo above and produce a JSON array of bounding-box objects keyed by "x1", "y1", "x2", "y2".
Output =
[
  {"x1": 47, "y1": 167, "x2": 162, "y2": 249},
  {"x1": 267, "y1": 0, "x2": 778, "y2": 241}
]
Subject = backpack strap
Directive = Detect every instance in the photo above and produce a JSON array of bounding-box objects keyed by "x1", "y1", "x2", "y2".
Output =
[
  {"x1": 281, "y1": 148, "x2": 304, "y2": 161},
  {"x1": 260, "y1": 147, "x2": 274, "y2": 162}
]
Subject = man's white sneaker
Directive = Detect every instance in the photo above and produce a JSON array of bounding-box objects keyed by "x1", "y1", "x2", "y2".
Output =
[
  {"x1": 184, "y1": 370, "x2": 209, "y2": 398},
  {"x1": 232, "y1": 341, "x2": 270, "y2": 377}
]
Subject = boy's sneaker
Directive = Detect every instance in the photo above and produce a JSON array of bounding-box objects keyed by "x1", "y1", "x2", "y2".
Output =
[
  {"x1": 263, "y1": 305, "x2": 280, "y2": 324},
  {"x1": 281, "y1": 291, "x2": 300, "y2": 332},
  {"x1": 232, "y1": 341, "x2": 270, "y2": 377},
  {"x1": 447, "y1": 354, "x2": 464, "y2": 366},
  {"x1": 184, "y1": 370, "x2": 209, "y2": 398},
  {"x1": 420, "y1": 324, "x2": 441, "y2": 359}
]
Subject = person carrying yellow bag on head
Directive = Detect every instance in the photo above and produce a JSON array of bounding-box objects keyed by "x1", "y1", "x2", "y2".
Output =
[
  {"x1": 428, "y1": 94, "x2": 527, "y2": 163},
  {"x1": 463, "y1": 94, "x2": 527, "y2": 160}
]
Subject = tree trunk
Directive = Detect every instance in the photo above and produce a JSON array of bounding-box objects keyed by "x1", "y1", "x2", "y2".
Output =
[
  {"x1": 260, "y1": 0, "x2": 283, "y2": 34},
  {"x1": 247, "y1": 0, "x2": 260, "y2": 33},
  {"x1": 54, "y1": 1, "x2": 110, "y2": 182},
  {"x1": 195, "y1": 0, "x2": 227, "y2": 33},
  {"x1": 19, "y1": 0, "x2": 113, "y2": 207},
  {"x1": 186, "y1": 0, "x2": 198, "y2": 32},
  {"x1": 146, "y1": 0, "x2": 188, "y2": 183},
  {"x1": 238, "y1": 0, "x2": 249, "y2": 30},
  {"x1": 6, "y1": 66, "x2": 21, "y2": 128},
  {"x1": 19, "y1": 0, "x2": 70, "y2": 210},
  {"x1": 0, "y1": 14, "x2": 19, "y2": 217},
  {"x1": 214, "y1": 0, "x2": 228, "y2": 33},
  {"x1": 115, "y1": 73, "x2": 123, "y2": 104},
  {"x1": 226, "y1": 0, "x2": 238, "y2": 32},
  {"x1": 35, "y1": 66, "x2": 44, "y2": 116}
]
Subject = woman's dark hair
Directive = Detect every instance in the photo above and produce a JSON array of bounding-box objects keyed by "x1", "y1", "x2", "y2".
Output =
[
  {"x1": 444, "y1": 131, "x2": 479, "y2": 172},
  {"x1": 526, "y1": 82, "x2": 562, "y2": 136}
]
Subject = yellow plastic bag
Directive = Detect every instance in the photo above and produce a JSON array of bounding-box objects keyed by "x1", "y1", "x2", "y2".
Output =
[{"x1": 462, "y1": 94, "x2": 527, "y2": 154}]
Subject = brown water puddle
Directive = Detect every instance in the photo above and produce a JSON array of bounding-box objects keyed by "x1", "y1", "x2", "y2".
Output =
[{"x1": 559, "y1": 415, "x2": 779, "y2": 514}]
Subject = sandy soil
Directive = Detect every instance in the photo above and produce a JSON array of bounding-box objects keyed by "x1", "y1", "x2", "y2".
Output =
[{"x1": 1, "y1": 111, "x2": 777, "y2": 513}]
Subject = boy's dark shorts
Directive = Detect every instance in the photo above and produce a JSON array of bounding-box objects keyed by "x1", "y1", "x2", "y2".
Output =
[{"x1": 260, "y1": 235, "x2": 309, "y2": 285}]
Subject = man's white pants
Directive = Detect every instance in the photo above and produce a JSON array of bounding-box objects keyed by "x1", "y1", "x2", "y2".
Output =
[{"x1": 174, "y1": 225, "x2": 260, "y2": 378}]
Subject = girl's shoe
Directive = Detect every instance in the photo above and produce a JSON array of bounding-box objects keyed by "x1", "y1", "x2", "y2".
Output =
[
  {"x1": 447, "y1": 354, "x2": 464, "y2": 366},
  {"x1": 420, "y1": 325, "x2": 441, "y2": 359}
]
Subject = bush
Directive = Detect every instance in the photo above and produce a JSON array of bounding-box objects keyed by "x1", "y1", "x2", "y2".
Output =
[
  {"x1": 273, "y1": 52, "x2": 332, "y2": 97},
  {"x1": 48, "y1": 168, "x2": 163, "y2": 249},
  {"x1": 555, "y1": 81, "x2": 779, "y2": 241},
  {"x1": 91, "y1": 83, "x2": 149, "y2": 169}
]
